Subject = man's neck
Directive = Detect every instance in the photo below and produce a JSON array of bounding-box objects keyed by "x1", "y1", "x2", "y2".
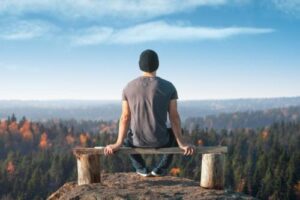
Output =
[{"x1": 142, "y1": 72, "x2": 156, "y2": 77}]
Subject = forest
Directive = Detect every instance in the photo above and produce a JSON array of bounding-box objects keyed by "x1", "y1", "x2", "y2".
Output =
[{"x1": 0, "y1": 108, "x2": 299, "y2": 200}]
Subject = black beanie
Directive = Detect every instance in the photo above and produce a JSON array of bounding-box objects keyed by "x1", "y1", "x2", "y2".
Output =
[{"x1": 139, "y1": 49, "x2": 159, "y2": 72}]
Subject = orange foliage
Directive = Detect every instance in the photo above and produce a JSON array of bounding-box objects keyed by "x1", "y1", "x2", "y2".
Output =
[
  {"x1": 197, "y1": 139, "x2": 204, "y2": 146},
  {"x1": 66, "y1": 134, "x2": 76, "y2": 145},
  {"x1": 0, "y1": 119, "x2": 7, "y2": 129},
  {"x1": 20, "y1": 120, "x2": 30, "y2": 132},
  {"x1": 6, "y1": 161, "x2": 15, "y2": 174},
  {"x1": 0, "y1": 120, "x2": 7, "y2": 134},
  {"x1": 22, "y1": 131, "x2": 33, "y2": 140},
  {"x1": 170, "y1": 167, "x2": 181, "y2": 176},
  {"x1": 80, "y1": 133, "x2": 90, "y2": 146},
  {"x1": 261, "y1": 129, "x2": 269, "y2": 140},
  {"x1": 39, "y1": 132, "x2": 49, "y2": 149},
  {"x1": 294, "y1": 181, "x2": 300, "y2": 198},
  {"x1": 20, "y1": 120, "x2": 33, "y2": 140},
  {"x1": 8, "y1": 121, "x2": 18, "y2": 133}
]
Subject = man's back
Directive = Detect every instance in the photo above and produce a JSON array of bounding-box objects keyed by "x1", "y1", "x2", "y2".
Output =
[
  {"x1": 122, "y1": 76, "x2": 178, "y2": 147},
  {"x1": 104, "y1": 49, "x2": 194, "y2": 173}
]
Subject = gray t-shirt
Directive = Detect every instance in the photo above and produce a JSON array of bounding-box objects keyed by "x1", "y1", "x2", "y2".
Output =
[{"x1": 122, "y1": 76, "x2": 178, "y2": 147}]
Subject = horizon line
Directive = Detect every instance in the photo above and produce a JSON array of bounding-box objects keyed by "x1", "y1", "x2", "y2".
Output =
[{"x1": 1, "y1": 95, "x2": 300, "y2": 102}]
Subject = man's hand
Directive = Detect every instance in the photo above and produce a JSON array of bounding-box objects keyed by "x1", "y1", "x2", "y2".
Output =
[
  {"x1": 179, "y1": 144, "x2": 195, "y2": 156},
  {"x1": 104, "y1": 144, "x2": 121, "y2": 156}
]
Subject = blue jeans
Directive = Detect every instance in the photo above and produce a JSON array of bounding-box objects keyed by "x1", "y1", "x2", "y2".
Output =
[{"x1": 123, "y1": 128, "x2": 178, "y2": 173}]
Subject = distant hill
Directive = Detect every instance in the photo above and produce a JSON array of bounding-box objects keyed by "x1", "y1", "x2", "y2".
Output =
[
  {"x1": 179, "y1": 96, "x2": 300, "y2": 119},
  {"x1": 1, "y1": 96, "x2": 300, "y2": 121},
  {"x1": 184, "y1": 105, "x2": 300, "y2": 131}
]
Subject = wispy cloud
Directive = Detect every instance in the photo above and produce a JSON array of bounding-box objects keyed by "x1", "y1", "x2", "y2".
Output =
[
  {"x1": 72, "y1": 21, "x2": 275, "y2": 45},
  {"x1": 0, "y1": 0, "x2": 227, "y2": 20},
  {"x1": 0, "y1": 20, "x2": 56, "y2": 40},
  {"x1": 2, "y1": 0, "x2": 298, "y2": 21},
  {"x1": 0, "y1": 0, "x2": 276, "y2": 43}
]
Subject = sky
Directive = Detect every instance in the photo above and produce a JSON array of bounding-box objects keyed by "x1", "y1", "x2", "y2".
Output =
[{"x1": 0, "y1": 0, "x2": 299, "y2": 100}]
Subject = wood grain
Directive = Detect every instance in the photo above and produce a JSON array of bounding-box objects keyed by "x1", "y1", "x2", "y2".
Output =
[
  {"x1": 200, "y1": 153, "x2": 225, "y2": 189},
  {"x1": 73, "y1": 146, "x2": 227, "y2": 156}
]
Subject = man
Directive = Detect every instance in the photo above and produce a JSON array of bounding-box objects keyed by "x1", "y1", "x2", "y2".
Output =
[{"x1": 104, "y1": 49, "x2": 194, "y2": 177}]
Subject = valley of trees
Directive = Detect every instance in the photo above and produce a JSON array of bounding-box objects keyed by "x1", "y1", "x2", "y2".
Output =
[
  {"x1": 184, "y1": 106, "x2": 300, "y2": 131},
  {"x1": 0, "y1": 108, "x2": 299, "y2": 200}
]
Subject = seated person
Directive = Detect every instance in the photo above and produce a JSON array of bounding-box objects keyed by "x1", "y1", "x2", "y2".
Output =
[{"x1": 104, "y1": 49, "x2": 194, "y2": 176}]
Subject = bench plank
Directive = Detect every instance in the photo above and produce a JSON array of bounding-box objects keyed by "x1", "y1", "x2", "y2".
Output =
[{"x1": 73, "y1": 146, "x2": 227, "y2": 156}]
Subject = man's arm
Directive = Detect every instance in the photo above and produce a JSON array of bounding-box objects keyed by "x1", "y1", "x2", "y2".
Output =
[
  {"x1": 169, "y1": 99, "x2": 194, "y2": 155},
  {"x1": 104, "y1": 100, "x2": 131, "y2": 155}
]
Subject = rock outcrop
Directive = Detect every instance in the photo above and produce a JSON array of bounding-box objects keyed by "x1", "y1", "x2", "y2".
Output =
[{"x1": 47, "y1": 173, "x2": 256, "y2": 200}]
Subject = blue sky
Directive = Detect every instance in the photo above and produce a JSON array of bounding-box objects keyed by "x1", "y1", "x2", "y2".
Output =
[{"x1": 0, "y1": 0, "x2": 299, "y2": 100}]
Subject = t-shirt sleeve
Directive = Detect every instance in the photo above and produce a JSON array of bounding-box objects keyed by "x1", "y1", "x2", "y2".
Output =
[
  {"x1": 170, "y1": 85, "x2": 178, "y2": 100},
  {"x1": 122, "y1": 88, "x2": 128, "y2": 101}
]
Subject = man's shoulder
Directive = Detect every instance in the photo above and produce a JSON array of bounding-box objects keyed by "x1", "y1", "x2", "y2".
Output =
[
  {"x1": 124, "y1": 77, "x2": 140, "y2": 88},
  {"x1": 157, "y1": 77, "x2": 176, "y2": 89}
]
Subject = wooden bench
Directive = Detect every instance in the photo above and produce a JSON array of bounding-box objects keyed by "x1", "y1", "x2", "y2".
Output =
[{"x1": 73, "y1": 146, "x2": 227, "y2": 189}]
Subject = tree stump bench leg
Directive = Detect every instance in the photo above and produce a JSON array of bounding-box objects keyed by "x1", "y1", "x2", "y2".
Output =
[
  {"x1": 76, "y1": 154, "x2": 101, "y2": 185},
  {"x1": 200, "y1": 153, "x2": 225, "y2": 189}
]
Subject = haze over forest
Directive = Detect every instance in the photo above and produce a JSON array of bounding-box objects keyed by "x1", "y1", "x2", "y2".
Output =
[{"x1": 1, "y1": 96, "x2": 300, "y2": 121}]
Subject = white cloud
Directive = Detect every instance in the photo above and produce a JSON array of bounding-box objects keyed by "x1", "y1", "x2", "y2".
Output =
[
  {"x1": 0, "y1": 20, "x2": 274, "y2": 43},
  {"x1": 2, "y1": 0, "x2": 297, "y2": 20},
  {"x1": 0, "y1": 0, "x2": 227, "y2": 20},
  {"x1": 72, "y1": 21, "x2": 274, "y2": 45},
  {"x1": 0, "y1": 1, "x2": 276, "y2": 43},
  {"x1": 0, "y1": 20, "x2": 56, "y2": 40}
]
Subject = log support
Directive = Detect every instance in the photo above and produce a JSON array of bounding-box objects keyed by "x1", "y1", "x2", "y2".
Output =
[
  {"x1": 200, "y1": 153, "x2": 225, "y2": 189},
  {"x1": 76, "y1": 154, "x2": 100, "y2": 185}
]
